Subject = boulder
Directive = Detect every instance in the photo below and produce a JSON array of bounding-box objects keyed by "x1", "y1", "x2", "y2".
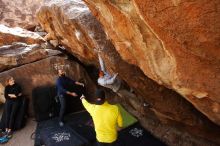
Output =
[
  {"x1": 0, "y1": 42, "x2": 60, "y2": 72},
  {"x1": 83, "y1": 0, "x2": 220, "y2": 127},
  {"x1": 37, "y1": 0, "x2": 97, "y2": 64},
  {"x1": 0, "y1": 0, "x2": 44, "y2": 29},
  {"x1": 0, "y1": 56, "x2": 97, "y2": 114},
  {"x1": 37, "y1": 0, "x2": 220, "y2": 145},
  {"x1": 34, "y1": 25, "x2": 48, "y2": 37},
  {"x1": 0, "y1": 25, "x2": 45, "y2": 46}
]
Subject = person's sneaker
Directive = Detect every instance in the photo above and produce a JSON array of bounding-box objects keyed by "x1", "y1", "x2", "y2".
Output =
[
  {"x1": 0, "y1": 136, "x2": 8, "y2": 144},
  {"x1": 59, "y1": 121, "x2": 64, "y2": 127},
  {"x1": 6, "y1": 131, "x2": 13, "y2": 139}
]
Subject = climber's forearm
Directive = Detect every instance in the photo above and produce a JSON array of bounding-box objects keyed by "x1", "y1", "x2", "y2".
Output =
[{"x1": 98, "y1": 53, "x2": 106, "y2": 72}]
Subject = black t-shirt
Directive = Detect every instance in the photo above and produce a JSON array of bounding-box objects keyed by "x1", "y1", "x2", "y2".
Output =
[
  {"x1": 56, "y1": 75, "x2": 76, "y2": 96},
  {"x1": 4, "y1": 83, "x2": 22, "y2": 101}
]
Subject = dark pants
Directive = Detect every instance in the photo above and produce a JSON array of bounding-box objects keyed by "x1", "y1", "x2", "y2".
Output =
[
  {"x1": 97, "y1": 141, "x2": 118, "y2": 146},
  {"x1": 5, "y1": 100, "x2": 20, "y2": 129},
  {"x1": 58, "y1": 95, "x2": 66, "y2": 122}
]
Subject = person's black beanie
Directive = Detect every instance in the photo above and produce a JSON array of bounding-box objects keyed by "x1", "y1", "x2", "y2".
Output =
[
  {"x1": 95, "y1": 89, "x2": 105, "y2": 98},
  {"x1": 95, "y1": 89, "x2": 105, "y2": 105}
]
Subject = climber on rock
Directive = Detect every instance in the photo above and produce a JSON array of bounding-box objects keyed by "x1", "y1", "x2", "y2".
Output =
[
  {"x1": 97, "y1": 53, "x2": 121, "y2": 92},
  {"x1": 96, "y1": 49, "x2": 151, "y2": 108},
  {"x1": 96, "y1": 50, "x2": 134, "y2": 95}
]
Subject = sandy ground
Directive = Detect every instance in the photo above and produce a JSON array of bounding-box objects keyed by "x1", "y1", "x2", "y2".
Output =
[
  {"x1": 0, "y1": 106, "x2": 37, "y2": 146},
  {"x1": 2, "y1": 118, "x2": 36, "y2": 146}
]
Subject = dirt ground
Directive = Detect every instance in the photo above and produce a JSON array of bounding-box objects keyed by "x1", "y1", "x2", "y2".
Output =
[
  {"x1": 0, "y1": 106, "x2": 37, "y2": 146},
  {"x1": 2, "y1": 118, "x2": 36, "y2": 146}
]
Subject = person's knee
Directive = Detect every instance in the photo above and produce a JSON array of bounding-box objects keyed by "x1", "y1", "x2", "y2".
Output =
[{"x1": 59, "y1": 99, "x2": 66, "y2": 110}]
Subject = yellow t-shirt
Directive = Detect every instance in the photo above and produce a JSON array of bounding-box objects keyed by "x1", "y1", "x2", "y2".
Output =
[{"x1": 82, "y1": 99, "x2": 123, "y2": 143}]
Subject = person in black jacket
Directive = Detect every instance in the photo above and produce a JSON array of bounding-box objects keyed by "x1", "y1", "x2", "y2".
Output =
[
  {"x1": 4, "y1": 76, "x2": 22, "y2": 138},
  {"x1": 56, "y1": 69, "x2": 84, "y2": 127}
]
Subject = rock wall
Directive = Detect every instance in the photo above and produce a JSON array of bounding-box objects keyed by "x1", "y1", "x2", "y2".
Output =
[
  {"x1": 0, "y1": 0, "x2": 44, "y2": 29},
  {"x1": 0, "y1": 25, "x2": 45, "y2": 46},
  {"x1": 37, "y1": 0, "x2": 97, "y2": 64},
  {"x1": 0, "y1": 24, "x2": 57, "y2": 78},
  {"x1": 0, "y1": 42, "x2": 60, "y2": 72},
  {"x1": 0, "y1": 24, "x2": 97, "y2": 114},
  {"x1": 0, "y1": 56, "x2": 97, "y2": 114},
  {"x1": 83, "y1": 0, "x2": 220, "y2": 126},
  {"x1": 37, "y1": 0, "x2": 220, "y2": 145}
]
